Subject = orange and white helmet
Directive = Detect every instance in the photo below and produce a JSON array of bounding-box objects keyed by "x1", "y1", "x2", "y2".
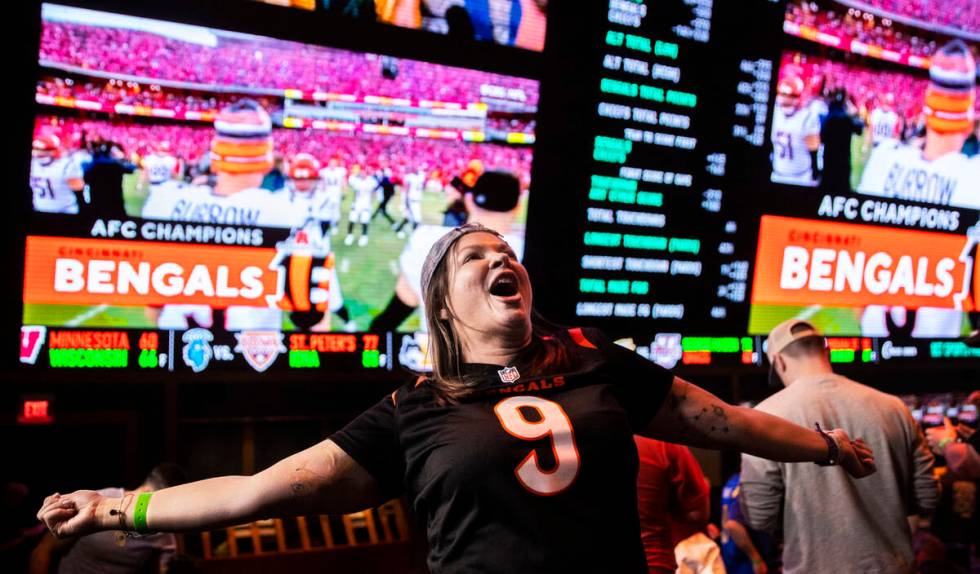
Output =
[
  {"x1": 210, "y1": 99, "x2": 274, "y2": 175},
  {"x1": 776, "y1": 76, "x2": 804, "y2": 111},
  {"x1": 289, "y1": 153, "x2": 321, "y2": 180},
  {"x1": 32, "y1": 134, "x2": 62, "y2": 161},
  {"x1": 779, "y1": 76, "x2": 804, "y2": 97},
  {"x1": 924, "y1": 39, "x2": 976, "y2": 134}
]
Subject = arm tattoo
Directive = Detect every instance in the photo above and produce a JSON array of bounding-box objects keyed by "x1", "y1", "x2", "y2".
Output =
[
  {"x1": 665, "y1": 382, "x2": 731, "y2": 440},
  {"x1": 289, "y1": 463, "x2": 331, "y2": 499},
  {"x1": 709, "y1": 403, "x2": 731, "y2": 435}
]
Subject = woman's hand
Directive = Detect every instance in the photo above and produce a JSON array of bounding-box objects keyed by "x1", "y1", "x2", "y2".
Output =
[
  {"x1": 828, "y1": 429, "x2": 876, "y2": 477},
  {"x1": 36, "y1": 491, "x2": 108, "y2": 538}
]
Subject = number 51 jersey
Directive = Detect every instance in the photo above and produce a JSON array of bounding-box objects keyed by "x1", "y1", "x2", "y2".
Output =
[{"x1": 331, "y1": 328, "x2": 675, "y2": 574}]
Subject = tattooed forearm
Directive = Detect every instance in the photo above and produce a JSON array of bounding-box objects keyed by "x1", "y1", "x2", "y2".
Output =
[
  {"x1": 647, "y1": 378, "x2": 737, "y2": 447},
  {"x1": 709, "y1": 405, "x2": 731, "y2": 435}
]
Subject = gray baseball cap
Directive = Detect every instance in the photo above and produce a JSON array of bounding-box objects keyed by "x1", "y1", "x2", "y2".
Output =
[{"x1": 420, "y1": 223, "x2": 504, "y2": 299}]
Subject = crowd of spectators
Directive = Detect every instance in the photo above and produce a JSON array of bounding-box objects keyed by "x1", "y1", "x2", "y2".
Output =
[
  {"x1": 786, "y1": 0, "x2": 979, "y2": 60},
  {"x1": 779, "y1": 50, "x2": 980, "y2": 124},
  {"x1": 34, "y1": 115, "x2": 534, "y2": 185},
  {"x1": 781, "y1": 50, "x2": 925, "y2": 117},
  {"x1": 38, "y1": 21, "x2": 539, "y2": 108},
  {"x1": 861, "y1": 0, "x2": 980, "y2": 34}
]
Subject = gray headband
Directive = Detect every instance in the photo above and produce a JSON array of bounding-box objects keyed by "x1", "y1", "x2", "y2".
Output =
[{"x1": 420, "y1": 223, "x2": 505, "y2": 299}]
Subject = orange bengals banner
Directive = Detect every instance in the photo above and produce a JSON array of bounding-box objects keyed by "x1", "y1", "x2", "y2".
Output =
[
  {"x1": 24, "y1": 236, "x2": 281, "y2": 308},
  {"x1": 751, "y1": 216, "x2": 978, "y2": 311}
]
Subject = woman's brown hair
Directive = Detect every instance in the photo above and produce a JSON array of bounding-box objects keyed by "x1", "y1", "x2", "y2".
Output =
[{"x1": 421, "y1": 240, "x2": 582, "y2": 404}]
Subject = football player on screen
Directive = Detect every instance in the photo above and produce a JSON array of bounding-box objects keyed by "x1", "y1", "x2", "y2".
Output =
[
  {"x1": 857, "y1": 40, "x2": 978, "y2": 210},
  {"x1": 30, "y1": 134, "x2": 85, "y2": 214},
  {"x1": 142, "y1": 99, "x2": 296, "y2": 331},
  {"x1": 281, "y1": 153, "x2": 356, "y2": 331},
  {"x1": 141, "y1": 99, "x2": 293, "y2": 228},
  {"x1": 866, "y1": 93, "x2": 901, "y2": 151},
  {"x1": 858, "y1": 40, "x2": 979, "y2": 339},
  {"x1": 770, "y1": 76, "x2": 822, "y2": 187},
  {"x1": 140, "y1": 141, "x2": 180, "y2": 191},
  {"x1": 370, "y1": 170, "x2": 524, "y2": 332},
  {"x1": 393, "y1": 164, "x2": 426, "y2": 238},
  {"x1": 317, "y1": 156, "x2": 348, "y2": 236},
  {"x1": 343, "y1": 163, "x2": 379, "y2": 247}
]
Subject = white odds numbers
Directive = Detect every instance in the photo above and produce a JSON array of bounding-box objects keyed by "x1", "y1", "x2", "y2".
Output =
[{"x1": 493, "y1": 396, "x2": 580, "y2": 496}]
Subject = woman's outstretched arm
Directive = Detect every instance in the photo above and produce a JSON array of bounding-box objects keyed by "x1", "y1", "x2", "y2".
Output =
[
  {"x1": 644, "y1": 378, "x2": 875, "y2": 477},
  {"x1": 38, "y1": 439, "x2": 379, "y2": 537}
]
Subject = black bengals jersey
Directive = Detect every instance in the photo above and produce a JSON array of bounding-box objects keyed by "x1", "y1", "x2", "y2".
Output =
[{"x1": 331, "y1": 327, "x2": 674, "y2": 573}]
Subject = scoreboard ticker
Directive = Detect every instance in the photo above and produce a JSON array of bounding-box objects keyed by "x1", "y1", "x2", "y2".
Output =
[{"x1": 20, "y1": 326, "x2": 393, "y2": 374}]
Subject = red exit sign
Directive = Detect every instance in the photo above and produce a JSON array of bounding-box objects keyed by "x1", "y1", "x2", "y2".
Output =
[{"x1": 18, "y1": 399, "x2": 53, "y2": 424}]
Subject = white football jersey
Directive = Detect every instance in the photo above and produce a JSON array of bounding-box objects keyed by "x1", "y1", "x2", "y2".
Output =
[
  {"x1": 857, "y1": 142, "x2": 980, "y2": 209},
  {"x1": 69, "y1": 150, "x2": 92, "y2": 173},
  {"x1": 869, "y1": 108, "x2": 900, "y2": 145},
  {"x1": 319, "y1": 166, "x2": 347, "y2": 189},
  {"x1": 404, "y1": 171, "x2": 425, "y2": 203},
  {"x1": 403, "y1": 171, "x2": 425, "y2": 222},
  {"x1": 770, "y1": 105, "x2": 821, "y2": 187},
  {"x1": 317, "y1": 166, "x2": 347, "y2": 222},
  {"x1": 142, "y1": 153, "x2": 179, "y2": 185},
  {"x1": 142, "y1": 182, "x2": 301, "y2": 227},
  {"x1": 348, "y1": 174, "x2": 378, "y2": 214},
  {"x1": 31, "y1": 157, "x2": 82, "y2": 214},
  {"x1": 400, "y1": 224, "x2": 525, "y2": 331},
  {"x1": 285, "y1": 188, "x2": 329, "y2": 232},
  {"x1": 807, "y1": 98, "x2": 828, "y2": 120}
]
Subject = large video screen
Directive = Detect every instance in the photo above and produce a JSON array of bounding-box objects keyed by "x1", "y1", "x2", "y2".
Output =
[
  {"x1": 22, "y1": 3, "x2": 537, "y2": 373},
  {"x1": 528, "y1": 0, "x2": 978, "y2": 368},
  {"x1": 750, "y1": 0, "x2": 979, "y2": 340}
]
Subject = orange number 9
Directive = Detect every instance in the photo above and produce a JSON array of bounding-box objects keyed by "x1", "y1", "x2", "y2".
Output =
[{"x1": 493, "y1": 396, "x2": 580, "y2": 496}]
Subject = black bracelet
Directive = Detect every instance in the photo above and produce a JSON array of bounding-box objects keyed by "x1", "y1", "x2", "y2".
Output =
[
  {"x1": 814, "y1": 423, "x2": 839, "y2": 466},
  {"x1": 109, "y1": 494, "x2": 145, "y2": 538}
]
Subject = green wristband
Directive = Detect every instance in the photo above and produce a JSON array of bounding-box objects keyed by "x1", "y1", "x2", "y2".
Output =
[{"x1": 133, "y1": 492, "x2": 152, "y2": 533}]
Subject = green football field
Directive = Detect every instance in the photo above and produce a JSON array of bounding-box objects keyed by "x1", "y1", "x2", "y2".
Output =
[
  {"x1": 748, "y1": 304, "x2": 865, "y2": 336},
  {"x1": 24, "y1": 172, "x2": 529, "y2": 332}
]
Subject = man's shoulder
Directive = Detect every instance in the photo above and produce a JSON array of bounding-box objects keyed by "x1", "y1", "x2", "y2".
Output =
[
  {"x1": 764, "y1": 375, "x2": 908, "y2": 417},
  {"x1": 841, "y1": 377, "x2": 910, "y2": 414},
  {"x1": 753, "y1": 385, "x2": 801, "y2": 414}
]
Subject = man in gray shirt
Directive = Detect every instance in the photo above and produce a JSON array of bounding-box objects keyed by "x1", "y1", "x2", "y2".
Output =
[{"x1": 740, "y1": 319, "x2": 938, "y2": 574}]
